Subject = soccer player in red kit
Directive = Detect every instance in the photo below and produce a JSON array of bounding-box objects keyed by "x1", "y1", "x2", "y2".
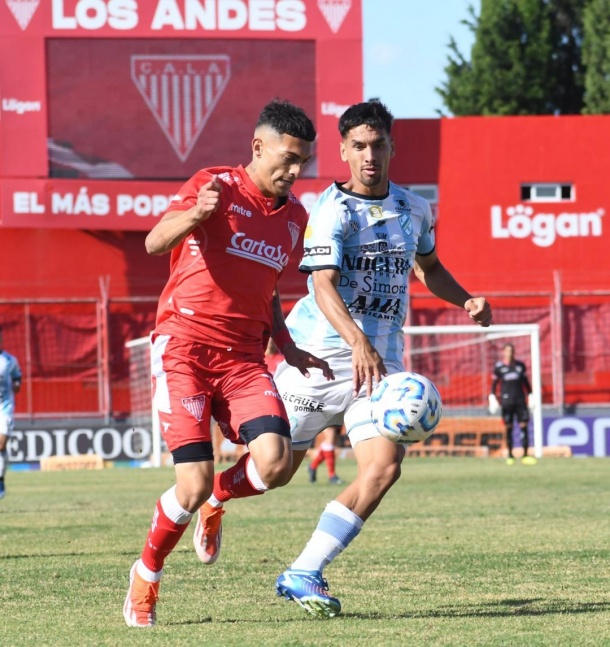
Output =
[{"x1": 123, "y1": 100, "x2": 333, "y2": 628}]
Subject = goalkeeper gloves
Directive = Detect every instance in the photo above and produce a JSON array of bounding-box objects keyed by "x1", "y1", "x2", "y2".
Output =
[
  {"x1": 527, "y1": 393, "x2": 536, "y2": 412},
  {"x1": 488, "y1": 393, "x2": 500, "y2": 415}
]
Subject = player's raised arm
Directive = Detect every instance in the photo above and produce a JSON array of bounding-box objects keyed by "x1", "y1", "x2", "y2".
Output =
[
  {"x1": 414, "y1": 250, "x2": 492, "y2": 327},
  {"x1": 145, "y1": 175, "x2": 222, "y2": 255}
]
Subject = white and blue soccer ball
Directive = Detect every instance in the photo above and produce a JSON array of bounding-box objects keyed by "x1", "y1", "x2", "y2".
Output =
[{"x1": 370, "y1": 371, "x2": 442, "y2": 444}]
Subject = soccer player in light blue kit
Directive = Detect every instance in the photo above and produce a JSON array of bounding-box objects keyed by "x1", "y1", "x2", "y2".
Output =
[
  {"x1": 274, "y1": 101, "x2": 493, "y2": 617},
  {"x1": 0, "y1": 326, "x2": 22, "y2": 499}
]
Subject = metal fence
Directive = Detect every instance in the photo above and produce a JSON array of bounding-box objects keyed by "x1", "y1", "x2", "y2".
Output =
[{"x1": 1, "y1": 284, "x2": 609, "y2": 421}]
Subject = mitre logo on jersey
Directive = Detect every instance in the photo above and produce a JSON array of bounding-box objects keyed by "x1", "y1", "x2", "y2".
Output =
[
  {"x1": 318, "y1": 0, "x2": 352, "y2": 34},
  {"x1": 5, "y1": 0, "x2": 40, "y2": 30},
  {"x1": 131, "y1": 55, "x2": 231, "y2": 162}
]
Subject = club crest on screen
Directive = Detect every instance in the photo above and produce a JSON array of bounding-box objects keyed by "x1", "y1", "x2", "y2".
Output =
[
  {"x1": 5, "y1": 0, "x2": 40, "y2": 31},
  {"x1": 131, "y1": 55, "x2": 231, "y2": 163}
]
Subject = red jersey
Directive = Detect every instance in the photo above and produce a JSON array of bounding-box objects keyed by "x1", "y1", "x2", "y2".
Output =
[{"x1": 155, "y1": 165, "x2": 307, "y2": 354}]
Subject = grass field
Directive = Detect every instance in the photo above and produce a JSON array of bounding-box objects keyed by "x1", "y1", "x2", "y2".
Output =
[{"x1": 1, "y1": 457, "x2": 609, "y2": 646}]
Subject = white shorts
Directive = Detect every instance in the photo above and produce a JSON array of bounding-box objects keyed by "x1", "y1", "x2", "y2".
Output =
[
  {"x1": 274, "y1": 345, "x2": 404, "y2": 449},
  {"x1": 0, "y1": 413, "x2": 14, "y2": 437}
]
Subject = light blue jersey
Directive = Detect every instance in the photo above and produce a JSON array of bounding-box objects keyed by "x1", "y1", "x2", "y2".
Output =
[
  {"x1": 286, "y1": 181, "x2": 435, "y2": 364},
  {"x1": 0, "y1": 351, "x2": 21, "y2": 420}
]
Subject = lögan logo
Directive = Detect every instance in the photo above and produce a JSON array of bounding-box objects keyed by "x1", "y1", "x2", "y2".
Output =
[{"x1": 491, "y1": 204, "x2": 604, "y2": 247}]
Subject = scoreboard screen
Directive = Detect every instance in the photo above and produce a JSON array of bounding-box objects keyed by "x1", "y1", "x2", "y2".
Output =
[
  {"x1": 47, "y1": 38, "x2": 316, "y2": 180},
  {"x1": 0, "y1": 0, "x2": 362, "y2": 230}
]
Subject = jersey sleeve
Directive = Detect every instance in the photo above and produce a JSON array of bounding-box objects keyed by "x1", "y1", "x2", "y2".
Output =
[
  {"x1": 519, "y1": 361, "x2": 533, "y2": 394},
  {"x1": 490, "y1": 363, "x2": 501, "y2": 395},
  {"x1": 10, "y1": 356, "x2": 21, "y2": 385},
  {"x1": 416, "y1": 199, "x2": 436, "y2": 256},
  {"x1": 298, "y1": 188, "x2": 344, "y2": 273}
]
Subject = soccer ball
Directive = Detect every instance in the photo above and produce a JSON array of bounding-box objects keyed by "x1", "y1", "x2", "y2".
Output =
[{"x1": 370, "y1": 371, "x2": 442, "y2": 444}]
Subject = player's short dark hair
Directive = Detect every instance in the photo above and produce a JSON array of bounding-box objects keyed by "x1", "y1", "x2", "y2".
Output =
[
  {"x1": 338, "y1": 100, "x2": 394, "y2": 139},
  {"x1": 503, "y1": 343, "x2": 515, "y2": 351},
  {"x1": 256, "y1": 99, "x2": 316, "y2": 142}
]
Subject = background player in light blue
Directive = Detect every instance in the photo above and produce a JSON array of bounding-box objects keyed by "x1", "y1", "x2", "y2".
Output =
[
  {"x1": 0, "y1": 326, "x2": 22, "y2": 499},
  {"x1": 274, "y1": 100, "x2": 493, "y2": 617}
]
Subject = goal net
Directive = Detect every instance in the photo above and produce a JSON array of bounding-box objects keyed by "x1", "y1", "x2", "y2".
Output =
[
  {"x1": 126, "y1": 324, "x2": 543, "y2": 465},
  {"x1": 403, "y1": 324, "x2": 543, "y2": 458},
  {"x1": 125, "y1": 335, "x2": 163, "y2": 467}
]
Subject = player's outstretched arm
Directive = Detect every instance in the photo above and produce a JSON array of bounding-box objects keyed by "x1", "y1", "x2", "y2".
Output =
[
  {"x1": 270, "y1": 289, "x2": 334, "y2": 380},
  {"x1": 414, "y1": 251, "x2": 492, "y2": 327},
  {"x1": 145, "y1": 176, "x2": 222, "y2": 255},
  {"x1": 312, "y1": 269, "x2": 386, "y2": 396}
]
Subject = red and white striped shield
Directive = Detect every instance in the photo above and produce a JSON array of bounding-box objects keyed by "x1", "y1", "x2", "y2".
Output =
[
  {"x1": 317, "y1": 0, "x2": 352, "y2": 34},
  {"x1": 181, "y1": 395, "x2": 207, "y2": 422},
  {"x1": 131, "y1": 55, "x2": 231, "y2": 162},
  {"x1": 5, "y1": 0, "x2": 40, "y2": 30}
]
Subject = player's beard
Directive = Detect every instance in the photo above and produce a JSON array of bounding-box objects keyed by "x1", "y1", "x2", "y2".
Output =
[{"x1": 359, "y1": 172, "x2": 383, "y2": 188}]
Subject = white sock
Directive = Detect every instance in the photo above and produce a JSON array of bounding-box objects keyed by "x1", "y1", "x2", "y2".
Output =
[
  {"x1": 0, "y1": 450, "x2": 6, "y2": 479},
  {"x1": 291, "y1": 500, "x2": 363, "y2": 573},
  {"x1": 160, "y1": 485, "x2": 193, "y2": 524},
  {"x1": 246, "y1": 455, "x2": 269, "y2": 492},
  {"x1": 207, "y1": 493, "x2": 223, "y2": 508},
  {"x1": 136, "y1": 559, "x2": 163, "y2": 582}
]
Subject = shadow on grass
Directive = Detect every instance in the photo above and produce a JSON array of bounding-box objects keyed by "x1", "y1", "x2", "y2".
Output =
[
  {"x1": 166, "y1": 599, "x2": 610, "y2": 626},
  {"x1": 342, "y1": 598, "x2": 610, "y2": 620}
]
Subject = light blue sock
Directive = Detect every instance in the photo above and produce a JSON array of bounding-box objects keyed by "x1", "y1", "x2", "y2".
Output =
[{"x1": 291, "y1": 500, "x2": 363, "y2": 573}]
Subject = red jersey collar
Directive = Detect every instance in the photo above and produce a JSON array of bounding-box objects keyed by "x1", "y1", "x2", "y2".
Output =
[{"x1": 235, "y1": 165, "x2": 288, "y2": 215}]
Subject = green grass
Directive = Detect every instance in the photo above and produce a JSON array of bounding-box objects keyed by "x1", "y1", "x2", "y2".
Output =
[{"x1": 1, "y1": 458, "x2": 609, "y2": 646}]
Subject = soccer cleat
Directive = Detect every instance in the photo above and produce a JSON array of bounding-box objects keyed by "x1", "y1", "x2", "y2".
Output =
[
  {"x1": 522, "y1": 456, "x2": 538, "y2": 465},
  {"x1": 328, "y1": 475, "x2": 344, "y2": 485},
  {"x1": 123, "y1": 561, "x2": 160, "y2": 628},
  {"x1": 506, "y1": 457, "x2": 515, "y2": 466},
  {"x1": 194, "y1": 502, "x2": 225, "y2": 564},
  {"x1": 276, "y1": 569, "x2": 341, "y2": 618},
  {"x1": 308, "y1": 465, "x2": 317, "y2": 483}
]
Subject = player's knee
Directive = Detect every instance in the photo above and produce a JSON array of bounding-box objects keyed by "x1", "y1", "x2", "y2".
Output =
[
  {"x1": 174, "y1": 470, "x2": 214, "y2": 512},
  {"x1": 176, "y1": 483, "x2": 213, "y2": 512},
  {"x1": 365, "y1": 460, "x2": 401, "y2": 494},
  {"x1": 257, "y1": 457, "x2": 293, "y2": 489}
]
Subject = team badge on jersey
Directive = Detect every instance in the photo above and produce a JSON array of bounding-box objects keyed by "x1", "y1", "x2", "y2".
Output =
[
  {"x1": 317, "y1": 0, "x2": 352, "y2": 34},
  {"x1": 398, "y1": 213, "x2": 413, "y2": 235},
  {"x1": 369, "y1": 205, "x2": 384, "y2": 219},
  {"x1": 181, "y1": 395, "x2": 207, "y2": 422},
  {"x1": 5, "y1": 0, "x2": 40, "y2": 30},
  {"x1": 287, "y1": 222, "x2": 301, "y2": 249},
  {"x1": 131, "y1": 55, "x2": 231, "y2": 162}
]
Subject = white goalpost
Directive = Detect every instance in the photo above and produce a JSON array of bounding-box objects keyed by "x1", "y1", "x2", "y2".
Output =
[
  {"x1": 125, "y1": 335, "x2": 162, "y2": 468},
  {"x1": 403, "y1": 323, "x2": 543, "y2": 458}
]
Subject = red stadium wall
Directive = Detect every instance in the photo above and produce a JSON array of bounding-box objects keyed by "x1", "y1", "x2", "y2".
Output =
[
  {"x1": 433, "y1": 115, "x2": 610, "y2": 294},
  {"x1": 1, "y1": 2, "x2": 610, "y2": 412}
]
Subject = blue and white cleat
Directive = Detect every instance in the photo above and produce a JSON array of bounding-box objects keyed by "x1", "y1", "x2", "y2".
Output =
[{"x1": 276, "y1": 569, "x2": 341, "y2": 618}]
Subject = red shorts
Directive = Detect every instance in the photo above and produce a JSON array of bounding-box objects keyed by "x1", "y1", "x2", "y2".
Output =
[{"x1": 151, "y1": 334, "x2": 288, "y2": 452}]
